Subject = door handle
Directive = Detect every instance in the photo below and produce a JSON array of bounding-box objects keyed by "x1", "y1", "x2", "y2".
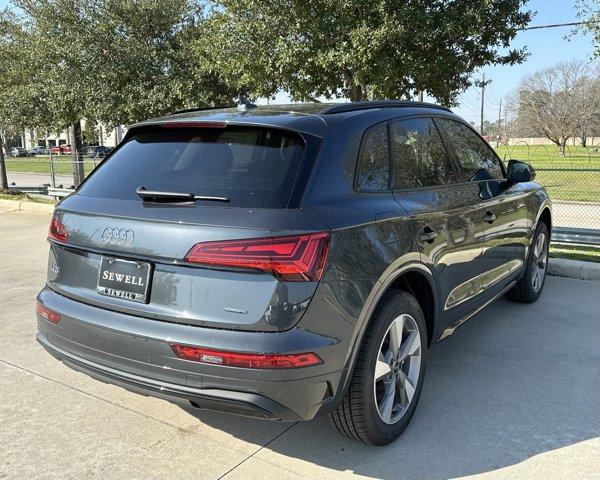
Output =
[
  {"x1": 484, "y1": 211, "x2": 497, "y2": 224},
  {"x1": 419, "y1": 227, "x2": 438, "y2": 243}
]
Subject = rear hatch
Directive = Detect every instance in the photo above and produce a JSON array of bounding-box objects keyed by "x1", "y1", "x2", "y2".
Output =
[{"x1": 47, "y1": 123, "x2": 329, "y2": 332}]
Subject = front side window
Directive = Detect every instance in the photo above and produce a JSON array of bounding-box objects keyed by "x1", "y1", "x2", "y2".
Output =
[
  {"x1": 438, "y1": 118, "x2": 504, "y2": 181},
  {"x1": 390, "y1": 117, "x2": 455, "y2": 189},
  {"x1": 355, "y1": 123, "x2": 390, "y2": 191}
]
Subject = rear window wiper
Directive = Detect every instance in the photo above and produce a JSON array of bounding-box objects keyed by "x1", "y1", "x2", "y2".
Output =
[{"x1": 136, "y1": 186, "x2": 230, "y2": 203}]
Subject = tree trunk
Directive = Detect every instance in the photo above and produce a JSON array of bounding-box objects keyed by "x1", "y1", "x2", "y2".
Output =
[
  {"x1": 559, "y1": 140, "x2": 567, "y2": 157},
  {"x1": 70, "y1": 121, "x2": 85, "y2": 187},
  {"x1": 0, "y1": 130, "x2": 8, "y2": 191},
  {"x1": 349, "y1": 84, "x2": 364, "y2": 102},
  {"x1": 581, "y1": 133, "x2": 587, "y2": 148}
]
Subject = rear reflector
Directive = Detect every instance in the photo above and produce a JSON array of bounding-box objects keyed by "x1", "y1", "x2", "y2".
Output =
[
  {"x1": 36, "y1": 302, "x2": 61, "y2": 324},
  {"x1": 48, "y1": 217, "x2": 68, "y2": 243},
  {"x1": 170, "y1": 344, "x2": 322, "y2": 369},
  {"x1": 184, "y1": 232, "x2": 330, "y2": 281}
]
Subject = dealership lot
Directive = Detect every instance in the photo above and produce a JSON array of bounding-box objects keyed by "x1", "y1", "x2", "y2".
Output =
[{"x1": 1, "y1": 208, "x2": 599, "y2": 480}]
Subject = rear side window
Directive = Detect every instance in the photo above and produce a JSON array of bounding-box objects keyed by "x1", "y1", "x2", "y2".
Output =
[
  {"x1": 78, "y1": 127, "x2": 306, "y2": 208},
  {"x1": 390, "y1": 117, "x2": 455, "y2": 189},
  {"x1": 438, "y1": 118, "x2": 504, "y2": 181},
  {"x1": 355, "y1": 123, "x2": 390, "y2": 191}
]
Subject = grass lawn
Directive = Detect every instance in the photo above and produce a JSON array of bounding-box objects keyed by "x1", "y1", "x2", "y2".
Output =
[
  {"x1": 494, "y1": 144, "x2": 600, "y2": 168},
  {"x1": 0, "y1": 191, "x2": 57, "y2": 204},
  {"x1": 4, "y1": 155, "x2": 98, "y2": 176},
  {"x1": 493, "y1": 145, "x2": 600, "y2": 203},
  {"x1": 550, "y1": 244, "x2": 600, "y2": 263},
  {"x1": 533, "y1": 169, "x2": 600, "y2": 203}
]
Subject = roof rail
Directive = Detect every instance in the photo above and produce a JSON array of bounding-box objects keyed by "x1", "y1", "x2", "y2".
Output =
[
  {"x1": 320, "y1": 100, "x2": 451, "y2": 115},
  {"x1": 169, "y1": 105, "x2": 236, "y2": 116}
]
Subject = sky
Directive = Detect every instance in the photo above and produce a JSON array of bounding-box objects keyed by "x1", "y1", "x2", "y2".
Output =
[
  {"x1": 1, "y1": 0, "x2": 596, "y2": 124},
  {"x1": 451, "y1": 0, "x2": 597, "y2": 125}
]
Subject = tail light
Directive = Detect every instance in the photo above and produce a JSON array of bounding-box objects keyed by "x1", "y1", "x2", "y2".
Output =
[
  {"x1": 48, "y1": 217, "x2": 68, "y2": 243},
  {"x1": 36, "y1": 302, "x2": 61, "y2": 324},
  {"x1": 170, "y1": 344, "x2": 322, "y2": 369},
  {"x1": 184, "y1": 232, "x2": 330, "y2": 281}
]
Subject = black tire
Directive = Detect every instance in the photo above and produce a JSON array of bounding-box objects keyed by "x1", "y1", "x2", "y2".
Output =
[
  {"x1": 328, "y1": 291, "x2": 427, "y2": 445},
  {"x1": 505, "y1": 221, "x2": 549, "y2": 303}
]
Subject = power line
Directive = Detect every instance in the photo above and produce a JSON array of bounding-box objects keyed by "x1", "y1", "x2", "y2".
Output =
[
  {"x1": 458, "y1": 97, "x2": 480, "y2": 113},
  {"x1": 457, "y1": 99, "x2": 482, "y2": 118},
  {"x1": 519, "y1": 20, "x2": 599, "y2": 31}
]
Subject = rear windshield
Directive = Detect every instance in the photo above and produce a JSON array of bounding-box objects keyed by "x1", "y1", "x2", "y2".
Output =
[{"x1": 78, "y1": 126, "x2": 306, "y2": 208}]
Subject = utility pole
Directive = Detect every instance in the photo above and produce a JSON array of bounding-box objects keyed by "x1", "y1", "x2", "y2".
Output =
[
  {"x1": 496, "y1": 98, "x2": 503, "y2": 147},
  {"x1": 503, "y1": 101, "x2": 508, "y2": 140},
  {"x1": 475, "y1": 73, "x2": 492, "y2": 136},
  {"x1": 480, "y1": 73, "x2": 485, "y2": 135}
]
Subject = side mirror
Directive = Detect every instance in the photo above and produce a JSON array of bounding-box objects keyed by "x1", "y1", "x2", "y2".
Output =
[{"x1": 507, "y1": 159, "x2": 535, "y2": 183}]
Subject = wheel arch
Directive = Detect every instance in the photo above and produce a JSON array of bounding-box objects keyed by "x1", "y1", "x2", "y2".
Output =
[
  {"x1": 538, "y1": 206, "x2": 552, "y2": 233},
  {"x1": 334, "y1": 261, "x2": 438, "y2": 404}
]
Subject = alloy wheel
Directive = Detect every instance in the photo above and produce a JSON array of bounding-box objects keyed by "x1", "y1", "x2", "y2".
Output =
[
  {"x1": 373, "y1": 314, "x2": 422, "y2": 425},
  {"x1": 531, "y1": 232, "x2": 548, "y2": 292}
]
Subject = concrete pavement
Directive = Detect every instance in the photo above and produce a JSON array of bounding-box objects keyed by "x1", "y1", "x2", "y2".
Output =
[
  {"x1": 1, "y1": 208, "x2": 599, "y2": 480},
  {"x1": 553, "y1": 201, "x2": 600, "y2": 230}
]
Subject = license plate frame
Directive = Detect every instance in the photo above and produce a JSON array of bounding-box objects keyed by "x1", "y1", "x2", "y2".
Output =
[{"x1": 97, "y1": 257, "x2": 152, "y2": 303}]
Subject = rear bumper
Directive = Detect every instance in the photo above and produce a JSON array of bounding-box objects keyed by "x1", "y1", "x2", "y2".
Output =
[
  {"x1": 37, "y1": 333, "x2": 300, "y2": 420},
  {"x1": 36, "y1": 287, "x2": 346, "y2": 421}
]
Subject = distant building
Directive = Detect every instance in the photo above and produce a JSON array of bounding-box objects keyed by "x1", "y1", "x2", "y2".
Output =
[{"x1": 22, "y1": 122, "x2": 126, "y2": 150}]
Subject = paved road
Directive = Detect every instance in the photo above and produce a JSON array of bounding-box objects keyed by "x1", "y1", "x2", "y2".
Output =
[
  {"x1": 0, "y1": 207, "x2": 599, "y2": 480},
  {"x1": 7, "y1": 171, "x2": 75, "y2": 188}
]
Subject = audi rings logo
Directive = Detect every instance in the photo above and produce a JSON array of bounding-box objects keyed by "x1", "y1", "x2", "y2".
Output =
[{"x1": 101, "y1": 227, "x2": 135, "y2": 246}]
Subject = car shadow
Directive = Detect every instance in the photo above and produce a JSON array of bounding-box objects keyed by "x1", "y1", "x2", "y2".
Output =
[{"x1": 179, "y1": 278, "x2": 600, "y2": 479}]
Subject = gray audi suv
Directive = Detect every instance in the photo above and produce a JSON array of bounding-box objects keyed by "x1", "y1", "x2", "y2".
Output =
[{"x1": 36, "y1": 101, "x2": 551, "y2": 445}]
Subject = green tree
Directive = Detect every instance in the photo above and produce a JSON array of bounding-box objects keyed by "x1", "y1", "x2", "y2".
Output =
[
  {"x1": 576, "y1": 0, "x2": 600, "y2": 57},
  {"x1": 3, "y1": 0, "x2": 237, "y2": 185},
  {"x1": 0, "y1": 9, "x2": 46, "y2": 189},
  {"x1": 14, "y1": 0, "x2": 237, "y2": 127},
  {"x1": 201, "y1": 0, "x2": 532, "y2": 103}
]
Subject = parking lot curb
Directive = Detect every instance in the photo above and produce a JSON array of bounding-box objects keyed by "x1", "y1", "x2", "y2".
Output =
[
  {"x1": 549, "y1": 258, "x2": 600, "y2": 282},
  {"x1": 0, "y1": 199, "x2": 54, "y2": 215}
]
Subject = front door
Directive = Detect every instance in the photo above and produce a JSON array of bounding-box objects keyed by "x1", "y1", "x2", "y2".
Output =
[
  {"x1": 389, "y1": 116, "x2": 488, "y2": 323},
  {"x1": 436, "y1": 118, "x2": 529, "y2": 298}
]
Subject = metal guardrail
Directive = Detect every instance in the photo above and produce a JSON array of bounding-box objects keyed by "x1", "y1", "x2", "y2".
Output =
[
  {"x1": 47, "y1": 187, "x2": 75, "y2": 198},
  {"x1": 552, "y1": 228, "x2": 600, "y2": 246},
  {"x1": 7, "y1": 185, "x2": 48, "y2": 195},
  {"x1": 7, "y1": 184, "x2": 75, "y2": 198}
]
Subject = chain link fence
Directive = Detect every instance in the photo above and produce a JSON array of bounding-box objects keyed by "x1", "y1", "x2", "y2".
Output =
[
  {"x1": 496, "y1": 142, "x2": 600, "y2": 245},
  {"x1": 4, "y1": 148, "x2": 105, "y2": 193},
  {"x1": 534, "y1": 168, "x2": 600, "y2": 230},
  {"x1": 4, "y1": 142, "x2": 600, "y2": 244}
]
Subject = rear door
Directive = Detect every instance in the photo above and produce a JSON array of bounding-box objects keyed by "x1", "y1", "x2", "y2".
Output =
[
  {"x1": 437, "y1": 118, "x2": 530, "y2": 295},
  {"x1": 390, "y1": 116, "x2": 488, "y2": 316}
]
